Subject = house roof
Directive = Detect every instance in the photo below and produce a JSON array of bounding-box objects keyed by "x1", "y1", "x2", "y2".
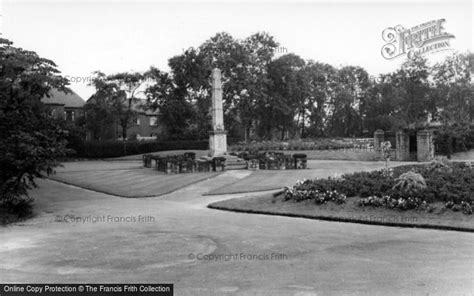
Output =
[
  {"x1": 41, "y1": 88, "x2": 85, "y2": 108},
  {"x1": 87, "y1": 95, "x2": 158, "y2": 115},
  {"x1": 143, "y1": 109, "x2": 159, "y2": 116}
]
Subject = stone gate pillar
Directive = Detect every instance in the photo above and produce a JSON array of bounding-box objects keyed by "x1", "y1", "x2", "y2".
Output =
[
  {"x1": 416, "y1": 129, "x2": 434, "y2": 162},
  {"x1": 396, "y1": 130, "x2": 410, "y2": 161},
  {"x1": 374, "y1": 129, "x2": 385, "y2": 151}
]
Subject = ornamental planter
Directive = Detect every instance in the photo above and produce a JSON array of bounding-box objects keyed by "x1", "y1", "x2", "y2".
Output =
[
  {"x1": 247, "y1": 155, "x2": 259, "y2": 170},
  {"x1": 184, "y1": 152, "x2": 196, "y2": 161},
  {"x1": 293, "y1": 153, "x2": 307, "y2": 169},
  {"x1": 196, "y1": 159, "x2": 211, "y2": 172},
  {"x1": 212, "y1": 157, "x2": 226, "y2": 172},
  {"x1": 142, "y1": 154, "x2": 152, "y2": 168},
  {"x1": 283, "y1": 155, "x2": 295, "y2": 169}
]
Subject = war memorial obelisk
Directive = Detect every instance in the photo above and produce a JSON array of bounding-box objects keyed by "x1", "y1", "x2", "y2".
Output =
[{"x1": 209, "y1": 68, "x2": 227, "y2": 156}]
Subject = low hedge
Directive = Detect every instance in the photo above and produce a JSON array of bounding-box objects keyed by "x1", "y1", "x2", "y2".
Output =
[
  {"x1": 229, "y1": 139, "x2": 361, "y2": 152},
  {"x1": 71, "y1": 140, "x2": 209, "y2": 158}
]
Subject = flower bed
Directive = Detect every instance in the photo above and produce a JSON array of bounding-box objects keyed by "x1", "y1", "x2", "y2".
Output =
[{"x1": 283, "y1": 159, "x2": 473, "y2": 214}]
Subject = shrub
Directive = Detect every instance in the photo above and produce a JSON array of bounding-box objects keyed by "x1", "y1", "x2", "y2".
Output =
[
  {"x1": 283, "y1": 162, "x2": 473, "y2": 214},
  {"x1": 337, "y1": 169, "x2": 396, "y2": 198},
  {"x1": 229, "y1": 139, "x2": 356, "y2": 152},
  {"x1": 428, "y1": 156, "x2": 453, "y2": 173},
  {"x1": 3, "y1": 196, "x2": 34, "y2": 218},
  {"x1": 413, "y1": 162, "x2": 473, "y2": 204},
  {"x1": 392, "y1": 172, "x2": 427, "y2": 194},
  {"x1": 358, "y1": 195, "x2": 429, "y2": 211},
  {"x1": 434, "y1": 124, "x2": 473, "y2": 155},
  {"x1": 381, "y1": 141, "x2": 392, "y2": 168},
  {"x1": 283, "y1": 179, "x2": 347, "y2": 204},
  {"x1": 444, "y1": 201, "x2": 473, "y2": 215}
]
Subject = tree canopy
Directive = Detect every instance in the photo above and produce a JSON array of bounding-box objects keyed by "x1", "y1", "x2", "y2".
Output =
[
  {"x1": 0, "y1": 38, "x2": 69, "y2": 208},
  {"x1": 85, "y1": 32, "x2": 473, "y2": 141}
]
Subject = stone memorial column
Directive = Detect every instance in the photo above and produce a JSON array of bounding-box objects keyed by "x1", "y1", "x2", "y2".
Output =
[
  {"x1": 209, "y1": 68, "x2": 227, "y2": 156},
  {"x1": 416, "y1": 129, "x2": 434, "y2": 162},
  {"x1": 395, "y1": 130, "x2": 410, "y2": 161}
]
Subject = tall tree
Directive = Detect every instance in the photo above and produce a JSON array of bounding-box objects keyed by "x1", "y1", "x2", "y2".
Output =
[
  {"x1": 391, "y1": 56, "x2": 432, "y2": 128},
  {"x1": 301, "y1": 61, "x2": 337, "y2": 137},
  {"x1": 363, "y1": 74, "x2": 401, "y2": 134},
  {"x1": 240, "y1": 32, "x2": 278, "y2": 140},
  {"x1": 168, "y1": 48, "x2": 211, "y2": 138},
  {"x1": 88, "y1": 71, "x2": 145, "y2": 140},
  {"x1": 145, "y1": 66, "x2": 194, "y2": 138},
  {"x1": 0, "y1": 38, "x2": 69, "y2": 207},
  {"x1": 167, "y1": 32, "x2": 278, "y2": 141},
  {"x1": 265, "y1": 53, "x2": 305, "y2": 139},
  {"x1": 431, "y1": 53, "x2": 473, "y2": 124},
  {"x1": 327, "y1": 66, "x2": 370, "y2": 136}
]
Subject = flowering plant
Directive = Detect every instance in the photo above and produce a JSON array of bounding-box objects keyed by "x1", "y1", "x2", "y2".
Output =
[
  {"x1": 381, "y1": 141, "x2": 392, "y2": 169},
  {"x1": 358, "y1": 195, "x2": 429, "y2": 211}
]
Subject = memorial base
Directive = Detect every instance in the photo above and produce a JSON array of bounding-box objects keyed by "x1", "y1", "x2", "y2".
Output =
[{"x1": 209, "y1": 130, "x2": 227, "y2": 157}]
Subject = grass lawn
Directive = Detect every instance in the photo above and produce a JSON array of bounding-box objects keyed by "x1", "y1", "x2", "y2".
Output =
[
  {"x1": 50, "y1": 168, "x2": 221, "y2": 198},
  {"x1": 208, "y1": 193, "x2": 474, "y2": 232},
  {"x1": 258, "y1": 150, "x2": 380, "y2": 161},
  {"x1": 205, "y1": 161, "x2": 411, "y2": 195}
]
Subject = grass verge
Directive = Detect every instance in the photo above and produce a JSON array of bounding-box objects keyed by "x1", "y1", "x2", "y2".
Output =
[{"x1": 208, "y1": 192, "x2": 474, "y2": 232}]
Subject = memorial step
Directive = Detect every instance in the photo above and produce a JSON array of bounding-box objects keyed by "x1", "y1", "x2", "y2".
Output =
[
  {"x1": 223, "y1": 155, "x2": 248, "y2": 170},
  {"x1": 225, "y1": 163, "x2": 248, "y2": 170}
]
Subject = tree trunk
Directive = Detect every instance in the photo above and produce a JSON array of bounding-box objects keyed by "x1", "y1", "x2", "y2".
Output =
[
  {"x1": 121, "y1": 121, "x2": 127, "y2": 141},
  {"x1": 301, "y1": 111, "x2": 305, "y2": 138}
]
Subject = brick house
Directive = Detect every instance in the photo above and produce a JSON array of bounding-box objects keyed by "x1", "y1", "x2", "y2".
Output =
[
  {"x1": 115, "y1": 108, "x2": 162, "y2": 140},
  {"x1": 41, "y1": 88, "x2": 85, "y2": 122},
  {"x1": 84, "y1": 96, "x2": 162, "y2": 141},
  {"x1": 122, "y1": 110, "x2": 162, "y2": 137}
]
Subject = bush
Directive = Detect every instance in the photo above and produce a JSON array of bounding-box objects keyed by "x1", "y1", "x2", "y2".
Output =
[
  {"x1": 392, "y1": 172, "x2": 427, "y2": 194},
  {"x1": 444, "y1": 201, "x2": 473, "y2": 215},
  {"x1": 337, "y1": 168, "x2": 396, "y2": 198},
  {"x1": 2, "y1": 196, "x2": 34, "y2": 218},
  {"x1": 283, "y1": 179, "x2": 347, "y2": 204},
  {"x1": 229, "y1": 139, "x2": 356, "y2": 152},
  {"x1": 358, "y1": 195, "x2": 429, "y2": 211},
  {"x1": 72, "y1": 140, "x2": 209, "y2": 158},
  {"x1": 428, "y1": 156, "x2": 452, "y2": 172},
  {"x1": 283, "y1": 162, "x2": 473, "y2": 214},
  {"x1": 434, "y1": 124, "x2": 473, "y2": 155}
]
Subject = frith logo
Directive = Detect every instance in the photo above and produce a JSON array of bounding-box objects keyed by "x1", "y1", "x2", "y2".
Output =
[{"x1": 381, "y1": 19, "x2": 455, "y2": 60}]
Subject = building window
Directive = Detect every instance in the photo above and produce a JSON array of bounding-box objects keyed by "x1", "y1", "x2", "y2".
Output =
[
  {"x1": 149, "y1": 116, "x2": 158, "y2": 126},
  {"x1": 131, "y1": 117, "x2": 140, "y2": 125},
  {"x1": 65, "y1": 111, "x2": 75, "y2": 121}
]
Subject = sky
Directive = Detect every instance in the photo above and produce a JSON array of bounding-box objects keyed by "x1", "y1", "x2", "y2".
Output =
[{"x1": 1, "y1": 0, "x2": 473, "y2": 99}]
